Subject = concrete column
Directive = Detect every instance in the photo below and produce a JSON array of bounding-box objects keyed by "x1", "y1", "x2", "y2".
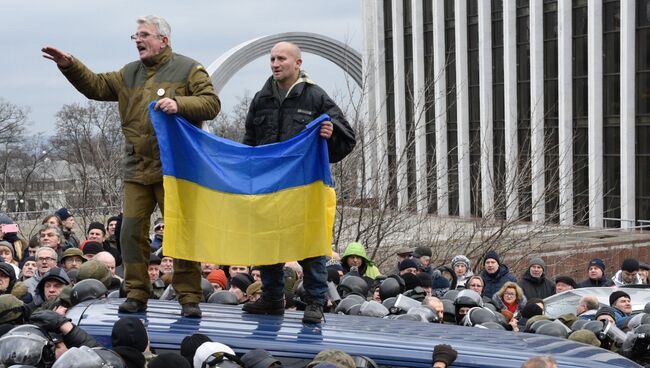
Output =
[
  {"x1": 588, "y1": 0, "x2": 604, "y2": 228},
  {"x1": 530, "y1": 0, "x2": 545, "y2": 222},
  {"x1": 503, "y1": 0, "x2": 519, "y2": 220},
  {"x1": 620, "y1": 0, "x2": 636, "y2": 229},
  {"x1": 392, "y1": 0, "x2": 409, "y2": 209},
  {"x1": 557, "y1": 0, "x2": 574, "y2": 225},
  {"x1": 478, "y1": 0, "x2": 494, "y2": 218},
  {"x1": 361, "y1": 0, "x2": 378, "y2": 199},
  {"x1": 433, "y1": 0, "x2": 449, "y2": 216},
  {"x1": 455, "y1": 0, "x2": 471, "y2": 217},
  {"x1": 412, "y1": 0, "x2": 428, "y2": 213},
  {"x1": 372, "y1": 0, "x2": 390, "y2": 203}
]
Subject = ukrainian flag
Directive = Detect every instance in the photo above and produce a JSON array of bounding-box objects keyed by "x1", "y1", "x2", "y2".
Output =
[{"x1": 149, "y1": 102, "x2": 335, "y2": 265}]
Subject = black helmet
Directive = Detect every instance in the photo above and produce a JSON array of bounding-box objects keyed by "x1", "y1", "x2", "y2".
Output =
[
  {"x1": 348, "y1": 304, "x2": 362, "y2": 316},
  {"x1": 207, "y1": 291, "x2": 239, "y2": 305},
  {"x1": 71, "y1": 279, "x2": 108, "y2": 306},
  {"x1": 571, "y1": 319, "x2": 589, "y2": 332},
  {"x1": 394, "y1": 314, "x2": 423, "y2": 322},
  {"x1": 338, "y1": 275, "x2": 369, "y2": 298},
  {"x1": 536, "y1": 321, "x2": 570, "y2": 338},
  {"x1": 381, "y1": 297, "x2": 401, "y2": 315},
  {"x1": 201, "y1": 278, "x2": 214, "y2": 302},
  {"x1": 635, "y1": 324, "x2": 650, "y2": 335},
  {"x1": 442, "y1": 289, "x2": 459, "y2": 301},
  {"x1": 0, "y1": 325, "x2": 55, "y2": 367},
  {"x1": 53, "y1": 346, "x2": 125, "y2": 368},
  {"x1": 453, "y1": 289, "x2": 483, "y2": 308},
  {"x1": 480, "y1": 321, "x2": 506, "y2": 330},
  {"x1": 582, "y1": 320, "x2": 607, "y2": 339},
  {"x1": 463, "y1": 307, "x2": 498, "y2": 327},
  {"x1": 441, "y1": 299, "x2": 456, "y2": 323},
  {"x1": 334, "y1": 295, "x2": 365, "y2": 314},
  {"x1": 379, "y1": 278, "x2": 401, "y2": 301},
  {"x1": 359, "y1": 301, "x2": 389, "y2": 318}
]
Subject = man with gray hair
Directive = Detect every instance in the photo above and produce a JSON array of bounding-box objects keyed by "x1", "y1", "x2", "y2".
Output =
[
  {"x1": 38, "y1": 224, "x2": 64, "y2": 259},
  {"x1": 42, "y1": 15, "x2": 220, "y2": 318},
  {"x1": 576, "y1": 295, "x2": 600, "y2": 320},
  {"x1": 23, "y1": 247, "x2": 58, "y2": 297}
]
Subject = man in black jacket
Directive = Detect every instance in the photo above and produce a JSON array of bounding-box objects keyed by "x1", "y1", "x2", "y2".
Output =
[{"x1": 242, "y1": 41, "x2": 355, "y2": 324}]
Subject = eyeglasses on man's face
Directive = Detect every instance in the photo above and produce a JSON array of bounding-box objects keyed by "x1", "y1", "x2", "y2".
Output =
[{"x1": 130, "y1": 32, "x2": 163, "y2": 41}]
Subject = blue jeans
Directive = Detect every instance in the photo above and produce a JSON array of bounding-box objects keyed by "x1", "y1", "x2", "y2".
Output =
[{"x1": 260, "y1": 256, "x2": 327, "y2": 304}]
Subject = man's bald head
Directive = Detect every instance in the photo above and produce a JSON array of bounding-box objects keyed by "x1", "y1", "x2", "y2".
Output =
[
  {"x1": 271, "y1": 41, "x2": 301, "y2": 59},
  {"x1": 270, "y1": 41, "x2": 302, "y2": 88},
  {"x1": 94, "y1": 251, "x2": 116, "y2": 276}
]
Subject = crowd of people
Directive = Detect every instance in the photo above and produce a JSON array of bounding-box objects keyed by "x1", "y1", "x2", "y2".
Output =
[{"x1": 0, "y1": 209, "x2": 648, "y2": 367}]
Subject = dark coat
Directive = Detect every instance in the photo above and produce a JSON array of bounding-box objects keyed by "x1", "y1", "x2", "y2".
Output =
[
  {"x1": 518, "y1": 270, "x2": 556, "y2": 300},
  {"x1": 243, "y1": 75, "x2": 355, "y2": 163},
  {"x1": 480, "y1": 264, "x2": 517, "y2": 299},
  {"x1": 577, "y1": 276, "x2": 614, "y2": 288}
]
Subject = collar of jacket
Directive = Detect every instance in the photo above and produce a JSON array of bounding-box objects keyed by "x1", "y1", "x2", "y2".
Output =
[{"x1": 142, "y1": 46, "x2": 173, "y2": 69}]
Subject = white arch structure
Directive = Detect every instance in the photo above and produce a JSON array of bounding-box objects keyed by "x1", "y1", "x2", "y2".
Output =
[{"x1": 206, "y1": 32, "x2": 363, "y2": 93}]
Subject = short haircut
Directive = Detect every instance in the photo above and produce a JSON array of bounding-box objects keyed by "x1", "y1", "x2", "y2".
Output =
[
  {"x1": 580, "y1": 295, "x2": 599, "y2": 310},
  {"x1": 137, "y1": 15, "x2": 171, "y2": 38},
  {"x1": 36, "y1": 247, "x2": 57, "y2": 262},
  {"x1": 522, "y1": 355, "x2": 557, "y2": 368},
  {"x1": 38, "y1": 224, "x2": 62, "y2": 240}
]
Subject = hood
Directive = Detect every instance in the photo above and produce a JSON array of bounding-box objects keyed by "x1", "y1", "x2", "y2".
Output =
[{"x1": 341, "y1": 242, "x2": 374, "y2": 266}]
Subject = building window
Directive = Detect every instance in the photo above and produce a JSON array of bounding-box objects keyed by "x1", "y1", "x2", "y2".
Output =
[
  {"x1": 424, "y1": 0, "x2": 438, "y2": 213},
  {"x1": 573, "y1": 0, "x2": 589, "y2": 225},
  {"x1": 543, "y1": 0, "x2": 559, "y2": 223},
  {"x1": 517, "y1": 0, "x2": 532, "y2": 221},
  {"x1": 468, "y1": 0, "x2": 482, "y2": 216},
  {"x1": 492, "y1": 0, "x2": 506, "y2": 220},
  {"x1": 384, "y1": 0, "x2": 398, "y2": 207}
]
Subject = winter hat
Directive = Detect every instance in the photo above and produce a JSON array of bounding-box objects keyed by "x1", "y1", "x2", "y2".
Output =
[
  {"x1": 451, "y1": 255, "x2": 470, "y2": 269},
  {"x1": 483, "y1": 250, "x2": 500, "y2": 265},
  {"x1": 207, "y1": 269, "x2": 227, "y2": 289},
  {"x1": 568, "y1": 330, "x2": 601, "y2": 347},
  {"x1": 149, "y1": 352, "x2": 191, "y2": 368},
  {"x1": 230, "y1": 272, "x2": 254, "y2": 291},
  {"x1": 55, "y1": 207, "x2": 73, "y2": 221},
  {"x1": 521, "y1": 303, "x2": 544, "y2": 319},
  {"x1": 412, "y1": 246, "x2": 432, "y2": 258},
  {"x1": 417, "y1": 272, "x2": 433, "y2": 289},
  {"x1": 81, "y1": 241, "x2": 103, "y2": 255},
  {"x1": 588, "y1": 258, "x2": 606, "y2": 273},
  {"x1": 0, "y1": 241, "x2": 15, "y2": 260},
  {"x1": 246, "y1": 281, "x2": 262, "y2": 297},
  {"x1": 149, "y1": 254, "x2": 161, "y2": 265},
  {"x1": 112, "y1": 316, "x2": 148, "y2": 352},
  {"x1": 241, "y1": 349, "x2": 280, "y2": 368},
  {"x1": 398, "y1": 259, "x2": 418, "y2": 272},
  {"x1": 431, "y1": 271, "x2": 451, "y2": 290},
  {"x1": 180, "y1": 333, "x2": 212, "y2": 365},
  {"x1": 61, "y1": 248, "x2": 86, "y2": 263},
  {"x1": 555, "y1": 276, "x2": 577, "y2": 289},
  {"x1": 596, "y1": 306, "x2": 617, "y2": 320},
  {"x1": 308, "y1": 349, "x2": 355, "y2": 368},
  {"x1": 111, "y1": 345, "x2": 146, "y2": 368},
  {"x1": 402, "y1": 272, "x2": 421, "y2": 291},
  {"x1": 87, "y1": 222, "x2": 106, "y2": 235},
  {"x1": 621, "y1": 258, "x2": 640, "y2": 272},
  {"x1": 19, "y1": 256, "x2": 35, "y2": 269},
  {"x1": 609, "y1": 290, "x2": 631, "y2": 306},
  {"x1": 107, "y1": 216, "x2": 120, "y2": 226},
  {"x1": 0, "y1": 213, "x2": 14, "y2": 225},
  {"x1": 528, "y1": 257, "x2": 545, "y2": 271}
]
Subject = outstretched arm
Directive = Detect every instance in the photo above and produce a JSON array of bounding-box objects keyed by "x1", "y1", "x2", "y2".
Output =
[{"x1": 42, "y1": 46, "x2": 74, "y2": 68}]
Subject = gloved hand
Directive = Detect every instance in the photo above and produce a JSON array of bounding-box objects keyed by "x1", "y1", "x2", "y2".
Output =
[
  {"x1": 29, "y1": 310, "x2": 71, "y2": 333},
  {"x1": 433, "y1": 344, "x2": 458, "y2": 366}
]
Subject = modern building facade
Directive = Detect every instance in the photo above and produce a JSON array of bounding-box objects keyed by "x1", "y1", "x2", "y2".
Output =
[{"x1": 362, "y1": 0, "x2": 649, "y2": 229}]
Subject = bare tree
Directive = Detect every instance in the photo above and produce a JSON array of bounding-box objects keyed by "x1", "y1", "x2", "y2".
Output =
[
  {"x1": 0, "y1": 98, "x2": 30, "y2": 210},
  {"x1": 205, "y1": 93, "x2": 251, "y2": 141}
]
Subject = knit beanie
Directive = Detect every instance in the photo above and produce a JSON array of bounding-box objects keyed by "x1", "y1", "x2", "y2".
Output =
[
  {"x1": 596, "y1": 306, "x2": 617, "y2": 320},
  {"x1": 0, "y1": 213, "x2": 14, "y2": 225},
  {"x1": 230, "y1": 272, "x2": 254, "y2": 292},
  {"x1": 483, "y1": 250, "x2": 500, "y2": 265},
  {"x1": 180, "y1": 333, "x2": 212, "y2": 366},
  {"x1": 207, "y1": 269, "x2": 227, "y2": 289},
  {"x1": 621, "y1": 258, "x2": 640, "y2": 272},
  {"x1": 55, "y1": 207, "x2": 72, "y2": 221},
  {"x1": 588, "y1": 258, "x2": 605, "y2": 273},
  {"x1": 81, "y1": 240, "x2": 103, "y2": 255},
  {"x1": 451, "y1": 255, "x2": 471, "y2": 269},
  {"x1": 87, "y1": 222, "x2": 106, "y2": 235},
  {"x1": 399, "y1": 259, "x2": 419, "y2": 271},
  {"x1": 112, "y1": 316, "x2": 148, "y2": 352},
  {"x1": 609, "y1": 291, "x2": 631, "y2": 306},
  {"x1": 528, "y1": 257, "x2": 545, "y2": 271},
  {"x1": 0, "y1": 241, "x2": 15, "y2": 260},
  {"x1": 111, "y1": 345, "x2": 146, "y2": 368}
]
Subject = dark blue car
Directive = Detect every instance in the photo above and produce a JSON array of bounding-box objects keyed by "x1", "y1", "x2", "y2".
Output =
[{"x1": 67, "y1": 299, "x2": 640, "y2": 367}]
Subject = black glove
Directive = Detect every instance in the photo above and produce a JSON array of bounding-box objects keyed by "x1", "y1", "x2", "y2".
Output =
[
  {"x1": 433, "y1": 344, "x2": 458, "y2": 366},
  {"x1": 29, "y1": 310, "x2": 71, "y2": 333}
]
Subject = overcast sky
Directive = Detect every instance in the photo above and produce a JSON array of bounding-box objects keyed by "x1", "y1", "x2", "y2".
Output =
[{"x1": 1, "y1": 0, "x2": 362, "y2": 135}]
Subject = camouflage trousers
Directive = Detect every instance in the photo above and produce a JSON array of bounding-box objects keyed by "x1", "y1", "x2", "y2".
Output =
[{"x1": 121, "y1": 181, "x2": 202, "y2": 304}]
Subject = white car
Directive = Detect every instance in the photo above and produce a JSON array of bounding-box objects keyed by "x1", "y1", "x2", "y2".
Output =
[{"x1": 544, "y1": 286, "x2": 650, "y2": 319}]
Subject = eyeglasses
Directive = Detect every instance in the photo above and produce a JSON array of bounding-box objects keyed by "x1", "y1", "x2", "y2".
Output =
[
  {"x1": 504, "y1": 292, "x2": 517, "y2": 297},
  {"x1": 38, "y1": 257, "x2": 56, "y2": 262},
  {"x1": 130, "y1": 32, "x2": 162, "y2": 41}
]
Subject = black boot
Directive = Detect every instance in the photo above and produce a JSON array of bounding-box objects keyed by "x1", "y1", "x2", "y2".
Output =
[
  {"x1": 302, "y1": 301, "x2": 324, "y2": 324},
  {"x1": 118, "y1": 298, "x2": 147, "y2": 313},
  {"x1": 181, "y1": 303, "x2": 202, "y2": 318},
  {"x1": 242, "y1": 298, "x2": 284, "y2": 315}
]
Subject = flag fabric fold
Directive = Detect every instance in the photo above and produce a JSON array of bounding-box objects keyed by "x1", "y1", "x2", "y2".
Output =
[{"x1": 149, "y1": 102, "x2": 335, "y2": 265}]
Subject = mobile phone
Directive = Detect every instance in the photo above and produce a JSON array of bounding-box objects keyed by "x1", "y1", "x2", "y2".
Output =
[{"x1": 1, "y1": 223, "x2": 18, "y2": 233}]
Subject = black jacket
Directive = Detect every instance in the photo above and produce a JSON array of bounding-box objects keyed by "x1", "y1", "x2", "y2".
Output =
[
  {"x1": 244, "y1": 75, "x2": 355, "y2": 163},
  {"x1": 518, "y1": 270, "x2": 556, "y2": 300},
  {"x1": 577, "y1": 276, "x2": 614, "y2": 288}
]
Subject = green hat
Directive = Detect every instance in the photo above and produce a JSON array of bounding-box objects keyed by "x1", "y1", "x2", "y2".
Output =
[
  {"x1": 307, "y1": 349, "x2": 355, "y2": 368},
  {"x1": 568, "y1": 330, "x2": 601, "y2": 347},
  {"x1": 525, "y1": 315, "x2": 550, "y2": 332},
  {"x1": 0, "y1": 294, "x2": 24, "y2": 324},
  {"x1": 77, "y1": 260, "x2": 111, "y2": 288},
  {"x1": 61, "y1": 248, "x2": 86, "y2": 263}
]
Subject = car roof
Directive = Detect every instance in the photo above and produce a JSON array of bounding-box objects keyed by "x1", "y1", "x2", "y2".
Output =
[{"x1": 67, "y1": 299, "x2": 639, "y2": 368}]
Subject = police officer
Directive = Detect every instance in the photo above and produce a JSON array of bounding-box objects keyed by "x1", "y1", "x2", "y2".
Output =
[{"x1": 42, "y1": 15, "x2": 220, "y2": 317}]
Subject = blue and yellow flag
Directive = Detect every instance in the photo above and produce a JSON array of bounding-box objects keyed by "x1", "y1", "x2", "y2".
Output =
[{"x1": 149, "y1": 103, "x2": 335, "y2": 265}]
